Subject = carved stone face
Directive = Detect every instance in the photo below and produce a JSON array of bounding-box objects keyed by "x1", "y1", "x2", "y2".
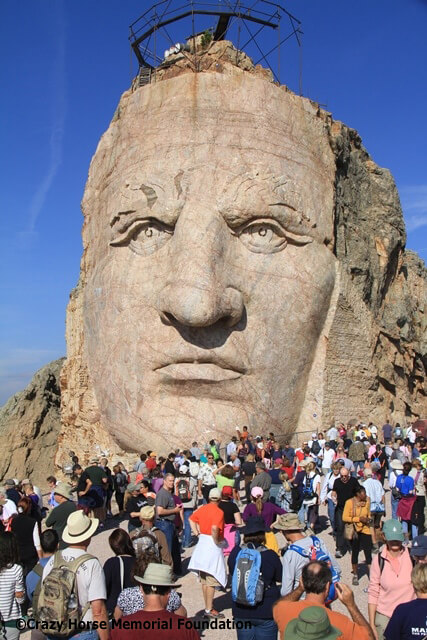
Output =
[{"x1": 83, "y1": 72, "x2": 337, "y2": 451}]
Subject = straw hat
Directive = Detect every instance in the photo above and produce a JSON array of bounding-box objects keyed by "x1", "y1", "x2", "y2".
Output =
[
  {"x1": 53, "y1": 482, "x2": 74, "y2": 501},
  {"x1": 62, "y1": 511, "x2": 98, "y2": 544},
  {"x1": 272, "y1": 513, "x2": 305, "y2": 532},
  {"x1": 134, "y1": 563, "x2": 180, "y2": 588},
  {"x1": 139, "y1": 505, "x2": 155, "y2": 520}
]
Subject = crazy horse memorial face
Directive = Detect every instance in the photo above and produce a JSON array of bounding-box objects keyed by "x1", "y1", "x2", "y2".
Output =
[{"x1": 82, "y1": 71, "x2": 337, "y2": 451}]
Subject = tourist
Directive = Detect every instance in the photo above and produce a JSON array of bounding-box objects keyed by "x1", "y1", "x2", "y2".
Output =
[
  {"x1": 327, "y1": 424, "x2": 339, "y2": 442},
  {"x1": 0, "y1": 531, "x2": 25, "y2": 640},
  {"x1": 145, "y1": 451, "x2": 158, "y2": 473},
  {"x1": 300, "y1": 459, "x2": 321, "y2": 531},
  {"x1": 362, "y1": 468, "x2": 385, "y2": 552},
  {"x1": 155, "y1": 473, "x2": 182, "y2": 574},
  {"x1": 382, "y1": 420, "x2": 393, "y2": 444},
  {"x1": 22, "y1": 483, "x2": 42, "y2": 526},
  {"x1": 396, "y1": 462, "x2": 416, "y2": 544},
  {"x1": 273, "y1": 560, "x2": 373, "y2": 639},
  {"x1": 320, "y1": 442, "x2": 336, "y2": 475},
  {"x1": 134, "y1": 453, "x2": 148, "y2": 477},
  {"x1": 99, "y1": 457, "x2": 114, "y2": 517},
  {"x1": 218, "y1": 486, "x2": 242, "y2": 556},
  {"x1": 384, "y1": 563, "x2": 427, "y2": 640},
  {"x1": 215, "y1": 462, "x2": 235, "y2": 492},
  {"x1": 241, "y1": 453, "x2": 256, "y2": 503},
  {"x1": 4, "y1": 480, "x2": 21, "y2": 507},
  {"x1": 174, "y1": 464, "x2": 198, "y2": 549},
  {"x1": 370, "y1": 445, "x2": 387, "y2": 486},
  {"x1": 197, "y1": 452, "x2": 218, "y2": 503},
  {"x1": 368, "y1": 519, "x2": 415, "y2": 640},
  {"x1": 72, "y1": 464, "x2": 95, "y2": 514},
  {"x1": 0, "y1": 488, "x2": 17, "y2": 530},
  {"x1": 243, "y1": 486, "x2": 285, "y2": 529},
  {"x1": 348, "y1": 437, "x2": 366, "y2": 478},
  {"x1": 268, "y1": 458, "x2": 285, "y2": 504},
  {"x1": 103, "y1": 529, "x2": 136, "y2": 618},
  {"x1": 40, "y1": 511, "x2": 108, "y2": 640},
  {"x1": 283, "y1": 441, "x2": 296, "y2": 466},
  {"x1": 320, "y1": 462, "x2": 342, "y2": 533},
  {"x1": 226, "y1": 436, "x2": 238, "y2": 459},
  {"x1": 388, "y1": 460, "x2": 403, "y2": 520},
  {"x1": 228, "y1": 516, "x2": 282, "y2": 639},
  {"x1": 331, "y1": 467, "x2": 360, "y2": 558},
  {"x1": 276, "y1": 471, "x2": 293, "y2": 512},
  {"x1": 272, "y1": 513, "x2": 339, "y2": 596},
  {"x1": 126, "y1": 481, "x2": 153, "y2": 533},
  {"x1": 343, "y1": 485, "x2": 373, "y2": 586},
  {"x1": 250, "y1": 461, "x2": 272, "y2": 502},
  {"x1": 112, "y1": 464, "x2": 128, "y2": 515},
  {"x1": 409, "y1": 458, "x2": 425, "y2": 536},
  {"x1": 163, "y1": 453, "x2": 177, "y2": 477},
  {"x1": 84, "y1": 458, "x2": 108, "y2": 525},
  {"x1": 25, "y1": 529, "x2": 59, "y2": 604},
  {"x1": 190, "y1": 441, "x2": 201, "y2": 460},
  {"x1": 21, "y1": 480, "x2": 43, "y2": 511},
  {"x1": 410, "y1": 535, "x2": 427, "y2": 564},
  {"x1": 46, "y1": 476, "x2": 58, "y2": 509},
  {"x1": 188, "y1": 487, "x2": 227, "y2": 619},
  {"x1": 45, "y1": 482, "x2": 77, "y2": 548},
  {"x1": 131, "y1": 505, "x2": 172, "y2": 565},
  {"x1": 111, "y1": 562, "x2": 197, "y2": 640},
  {"x1": 10, "y1": 497, "x2": 41, "y2": 575},
  {"x1": 229, "y1": 452, "x2": 242, "y2": 503}
]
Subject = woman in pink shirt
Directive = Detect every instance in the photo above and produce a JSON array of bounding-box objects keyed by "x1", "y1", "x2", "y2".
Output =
[{"x1": 368, "y1": 519, "x2": 415, "y2": 640}]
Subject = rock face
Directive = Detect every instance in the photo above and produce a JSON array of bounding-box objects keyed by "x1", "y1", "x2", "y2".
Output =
[
  {"x1": 55, "y1": 41, "x2": 424, "y2": 460},
  {"x1": 0, "y1": 359, "x2": 64, "y2": 483}
]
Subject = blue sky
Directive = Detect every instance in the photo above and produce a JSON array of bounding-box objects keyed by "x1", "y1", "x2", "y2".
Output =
[{"x1": 1, "y1": 0, "x2": 426, "y2": 405}]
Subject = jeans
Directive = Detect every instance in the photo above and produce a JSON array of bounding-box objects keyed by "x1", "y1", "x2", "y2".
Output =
[
  {"x1": 401, "y1": 520, "x2": 418, "y2": 539},
  {"x1": 335, "y1": 506, "x2": 347, "y2": 554},
  {"x1": 391, "y1": 494, "x2": 399, "y2": 520},
  {"x1": 154, "y1": 518, "x2": 175, "y2": 552},
  {"x1": 327, "y1": 498, "x2": 336, "y2": 531},
  {"x1": 235, "y1": 618, "x2": 278, "y2": 640},
  {"x1": 352, "y1": 460, "x2": 364, "y2": 477},
  {"x1": 182, "y1": 508, "x2": 194, "y2": 547}
]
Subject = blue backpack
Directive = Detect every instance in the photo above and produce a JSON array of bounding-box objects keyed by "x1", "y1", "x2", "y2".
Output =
[
  {"x1": 289, "y1": 536, "x2": 339, "y2": 605},
  {"x1": 231, "y1": 544, "x2": 266, "y2": 606}
]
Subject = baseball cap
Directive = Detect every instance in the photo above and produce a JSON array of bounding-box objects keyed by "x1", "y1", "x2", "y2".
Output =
[
  {"x1": 209, "y1": 487, "x2": 221, "y2": 500},
  {"x1": 251, "y1": 486, "x2": 264, "y2": 499},
  {"x1": 410, "y1": 535, "x2": 427, "y2": 557},
  {"x1": 383, "y1": 519, "x2": 405, "y2": 542}
]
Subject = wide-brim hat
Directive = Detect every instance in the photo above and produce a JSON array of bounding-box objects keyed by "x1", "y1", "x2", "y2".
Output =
[
  {"x1": 53, "y1": 482, "x2": 74, "y2": 501},
  {"x1": 390, "y1": 459, "x2": 403, "y2": 470},
  {"x1": 284, "y1": 605, "x2": 341, "y2": 640},
  {"x1": 134, "y1": 562, "x2": 180, "y2": 588},
  {"x1": 241, "y1": 515, "x2": 268, "y2": 535},
  {"x1": 272, "y1": 513, "x2": 304, "y2": 532},
  {"x1": 62, "y1": 510, "x2": 98, "y2": 544}
]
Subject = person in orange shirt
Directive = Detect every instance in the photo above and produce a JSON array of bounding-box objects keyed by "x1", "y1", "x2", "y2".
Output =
[
  {"x1": 188, "y1": 488, "x2": 227, "y2": 619},
  {"x1": 273, "y1": 560, "x2": 374, "y2": 640}
]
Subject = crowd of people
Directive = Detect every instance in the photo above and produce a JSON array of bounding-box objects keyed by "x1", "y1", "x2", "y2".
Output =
[{"x1": 0, "y1": 420, "x2": 426, "y2": 640}]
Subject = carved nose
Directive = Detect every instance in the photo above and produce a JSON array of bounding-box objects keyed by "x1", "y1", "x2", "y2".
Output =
[{"x1": 159, "y1": 283, "x2": 243, "y2": 328}]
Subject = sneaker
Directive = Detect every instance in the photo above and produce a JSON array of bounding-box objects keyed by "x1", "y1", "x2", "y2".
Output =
[
  {"x1": 335, "y1": 551, "x2": 343, "y2": 559},
  {"x1": 204, "y1": 609, "x2": 225, "y2": 619},
  {"x1": 352, "y1": 575, "x2": 359, "y2": 586}
]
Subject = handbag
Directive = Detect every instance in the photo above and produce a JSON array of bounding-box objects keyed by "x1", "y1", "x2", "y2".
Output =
[{"x1": 344, "y1": 499, "x2": 356, "y2": 541}]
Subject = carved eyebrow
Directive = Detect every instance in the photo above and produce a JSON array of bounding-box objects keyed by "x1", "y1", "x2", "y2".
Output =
[{"x1": 221, "y1": 202, "x2": 315, "y2": 236}]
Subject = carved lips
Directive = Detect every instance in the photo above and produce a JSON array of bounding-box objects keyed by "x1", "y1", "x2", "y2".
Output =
[{"x1": 154, "y1": 358, "x2": 246, "y2": 383}]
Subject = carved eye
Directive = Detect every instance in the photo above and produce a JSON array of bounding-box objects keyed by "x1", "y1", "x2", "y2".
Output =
[
  {"x1": 111, "y1": 219, "x2": 173, "y2": 256},
  {"x1": 237, "y1": 220, "x2": 287, "y2": 254}
]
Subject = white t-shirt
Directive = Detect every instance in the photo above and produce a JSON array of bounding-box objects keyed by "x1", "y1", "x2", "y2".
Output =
[
  {"x1": 321, "y1": 448, "x2": 335, "y2": 469},
  {"x1": 43, "y1": 548, "x2": 106, "y2": 621},
  {"x1": 327, "y1": 427, "x2": 338, "y2": 441},
  {"x1": 0, "y1": 499, "x2": 17, "y2": 522}
]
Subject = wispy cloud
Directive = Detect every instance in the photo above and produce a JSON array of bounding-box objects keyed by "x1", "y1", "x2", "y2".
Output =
[
  {"x1": 400, "y1": 185, "x2": 427, "y2": 232},
  {"x1": 21, "y1": 2, "x2": 67, "y2": 239}
]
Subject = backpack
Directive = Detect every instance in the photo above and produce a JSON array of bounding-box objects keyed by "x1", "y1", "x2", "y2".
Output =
[
  {"x1": 302, "y1": 475, "x2": 316, "y2": 501},
  {"x1": 176, "y1": 478, "x2": 191, "y2": 503},
  {"x1": 189, "y1": 461, "x2": 200, "y2": 478},
  {"x1": 289, "y1": 485, "x2": 303, "y2": 512},
  {"x1": 31, "y1": 561, "x2": 45, "y2": 612},
  {"x1": 34, "y1": 551, "x2": 93, "y2": 636},
  {"x1": 231, "y1": 544, "x2": 267, "y2": 606},
  {"x1": 289, "y1": 536, "x2": 339, "y2": 605},
  {"x1": 311, "y1": 441, "x2": 321, "y2": 456}
]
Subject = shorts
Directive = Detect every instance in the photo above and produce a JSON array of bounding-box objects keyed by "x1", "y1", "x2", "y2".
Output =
[
  {"x1": 199, "y1": 571, "x2": 221, "y2": 587},
  {"x1": 370, "y1": 512, "x2": 383, "y2": 528}
]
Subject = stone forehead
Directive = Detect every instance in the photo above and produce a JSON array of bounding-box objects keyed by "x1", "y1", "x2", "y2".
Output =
[{"x1": 83, "y1": 72, "x2": 336, "y2": 240}]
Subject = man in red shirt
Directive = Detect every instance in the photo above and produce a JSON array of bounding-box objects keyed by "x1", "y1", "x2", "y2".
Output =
[
  {"x1": 188, "y1": 487, "x2": 226, "y2": 619},
  {"x1": 110, "y1": 562, "x2": 198, "y2": 640},
  {"x1": 146, "y1": 452, "x2": 157, "y2": 472}
]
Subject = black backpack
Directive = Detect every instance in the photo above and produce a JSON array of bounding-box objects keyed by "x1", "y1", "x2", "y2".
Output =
[{"x1": 311, "y1": 440, "x2": 321, "y2": 455}]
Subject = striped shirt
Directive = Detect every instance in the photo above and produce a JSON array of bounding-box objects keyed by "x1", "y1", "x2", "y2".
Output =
[{"x1": 0, "y1": 564, "x2": 25, "y2": 621}]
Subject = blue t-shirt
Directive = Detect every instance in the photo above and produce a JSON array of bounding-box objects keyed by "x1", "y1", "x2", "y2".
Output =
[
  {"x1": 25, "y1": 556, "x2": 51, "y2": 603},
  {"x1": 396, "y1": 474, "x2": 415, "y2": 496},
  {"x1": 385, "y1": 599, "x2": 427, "y2": 640}
]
